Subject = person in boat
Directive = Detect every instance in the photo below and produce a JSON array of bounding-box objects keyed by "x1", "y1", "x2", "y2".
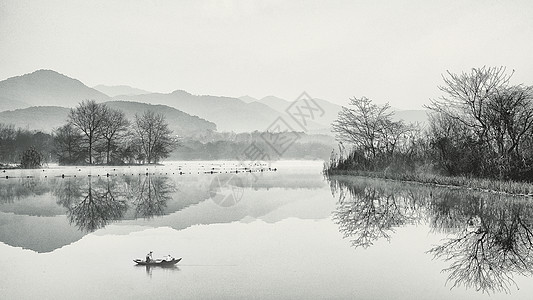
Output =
[
  {"x1": 165, "y1": 254, "x2": 174, "y2": 261},
  {"x1": 146, "y1": 251, "x2": 153, "y2": 263}
]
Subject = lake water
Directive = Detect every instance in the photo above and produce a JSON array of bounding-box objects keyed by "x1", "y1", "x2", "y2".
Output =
[{"x1": 1, "y1": 161, "x2": 532, "y2": 299}]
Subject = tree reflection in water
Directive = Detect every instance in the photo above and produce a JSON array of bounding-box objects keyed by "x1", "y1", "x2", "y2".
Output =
[
  {"x1": 330, "y1": 178, "x2": 421, "y2": 248},
  {"x1": 328, "y1": 176, "x2": 533, "y2": 293},
  {"x1": 55, "y1": 177, "x2": 128, "y2": 232},
  {"x1": 125, "y1": 175, "x2": 176, "y2": 218},
  {"x1": 54, "y1": 175, "x2": 176, "y2": 232},
  {"x1": 428, "y1": 193, "x2": 533, "y2": 293},
  {"x1": 0, "y1": 177, "x2": 51, "y2": 204}
]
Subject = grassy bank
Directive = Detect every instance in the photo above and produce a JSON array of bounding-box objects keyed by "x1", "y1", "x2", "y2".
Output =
[{"x1": 324, "y1": 168, "x2": 533, "y2": 197}]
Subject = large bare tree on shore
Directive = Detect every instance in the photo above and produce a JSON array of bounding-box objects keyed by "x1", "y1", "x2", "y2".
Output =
[
  {"x1": 332, "y1": 96, "x2": 412, "y2": 159},
  {"x1": 133, "y1": 110, "x2": 178, "y2": 164},
  {"x1": 53, "y1": 123, "x2": 85, "y2": 164},
  {"x1": 427, "y1": 66, "x2": 513, "y2": 143},
  {"x1": 68, "y1": 100, "x2": 109, "y2": 164},
  {"x1": 427, "y1": 66, "x2": 533, "y2": 178},
  {"x1": 101, "y1": 108, "x2": 129, "y2": 164}
]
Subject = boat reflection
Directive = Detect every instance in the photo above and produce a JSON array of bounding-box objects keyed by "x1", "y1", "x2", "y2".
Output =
[
  {"x1": 327, "y1": 176, "x2": 533, "y2": 294},
  {"x1": 135, "y1": 263, "x2": 181, "y2": 278}
]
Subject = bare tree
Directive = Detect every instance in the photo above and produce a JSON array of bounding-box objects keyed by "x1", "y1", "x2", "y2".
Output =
[
  {"x1": 68, "y1": 100, "x2": 109, "y2": 164},
  {"x1": 428, "y1": 66, "x2": 513, "y2": 141},
  {"x1": 485, "y1": 85, "x2": 533, "y2": 172},
  {"x1": 53, "y1": 123, "x2": 85, "y2": 164},
  {"x1": 0, "y1": 123, "x2": 17, "y2": 162},
  {"x1": 427, "y1": 67, "x2": 533, "y2": 179},
  {"x1": 332, "y1": 97, "x2": 394, "y2": 158},
  {"x1": 101, "y1": 108, "x2": 130, "y2": 164},
  {"x1": 20, "y1": 146, "x2": 43, "y2": 168},
  {"x1": 133, "y1": 110, "x2": 177, "y2": 163},
  {"x1": 332, "y1": 96, "x2": 415, "y2": 164}
]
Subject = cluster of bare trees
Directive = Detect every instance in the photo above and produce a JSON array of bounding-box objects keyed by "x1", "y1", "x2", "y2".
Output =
[
  {"x1": 331, "y1": 97, "x2": 422, "y2": 172},
  {"x1": 55, "y1": 100, "x2": 178, "y2": 165},
  {"x1": 330, "y1": 66, "x2": 533, "y2": 181},
  {"x1": 428, "y1": 66, "x2": 533, "y2": 180},
  {"x1": 0, "y1": 124, "x2": 53, "y2": 166}
]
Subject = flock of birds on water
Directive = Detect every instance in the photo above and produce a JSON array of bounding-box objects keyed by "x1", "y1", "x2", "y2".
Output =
[{"x1": 1, "y1": 162, "x2": 277, "y2": 180}]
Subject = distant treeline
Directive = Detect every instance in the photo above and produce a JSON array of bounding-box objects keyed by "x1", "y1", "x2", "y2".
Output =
[
  {"x1": 0, "y1": 102, "x2": 335, "y2": 167},
  {"x1": 0, "y1": 124, "x2": 53, "y2": 166},
  {"x1": 327, "y1": 66, "x2": 533, "y2": 182},
  {"x1": 0, "y1": 100, "x2": 178, "y2": 167},
  {"x1": 172, "y1": 131, "x2": 334, "y2": 160}
]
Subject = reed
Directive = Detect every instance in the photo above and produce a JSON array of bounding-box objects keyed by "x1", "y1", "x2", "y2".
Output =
[{"x1": 324, "y1": 167, "x2": 533, "y2": 196}]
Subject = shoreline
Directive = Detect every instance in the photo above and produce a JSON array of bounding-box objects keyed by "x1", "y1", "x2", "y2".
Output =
[{"x1": 324, "y1": 168, "x2": 533, "y2": 197}]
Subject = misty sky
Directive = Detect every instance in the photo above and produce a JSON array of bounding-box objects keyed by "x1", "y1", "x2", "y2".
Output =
[{"x1": 1, "y1": 0, "x2": 533, "y2": 109}]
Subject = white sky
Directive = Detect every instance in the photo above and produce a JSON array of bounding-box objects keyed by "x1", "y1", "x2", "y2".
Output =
[{"x1": 1, "y1": 0, "x2": 533, "y2": 109}]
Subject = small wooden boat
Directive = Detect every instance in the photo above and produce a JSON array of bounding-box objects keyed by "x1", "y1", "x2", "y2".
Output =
[{"x1": 133, "y1": 258, "x2": 182, "y2": 266}]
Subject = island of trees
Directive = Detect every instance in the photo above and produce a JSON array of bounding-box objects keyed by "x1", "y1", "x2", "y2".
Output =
[
  {"x1": 0, "y1": 100, "x2": 178, "y2": 168},
  {"x1": 326, "y1": 66, "x2": 533, "y2": 191}
]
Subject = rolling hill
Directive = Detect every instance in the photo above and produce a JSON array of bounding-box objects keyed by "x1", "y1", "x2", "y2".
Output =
[
  {"x1": 0, "y1": 70, "x2": 109, "y2": 111},
  {"x1": 256, "y1": 95, "x2": 429, "y2": 128},
  {"x1": 238, "y1": 95, "x2": 259, "y2": 103},
  {"x1": 0, "y1": 101, "x2": 216, "y2": 136},
  {"x1": 0, "y1": 69, "x2": 427, "y2": 134},
  {"x1": 116, "y1": 91, "x2": 329, "y2": 133},
  {"x1": 93, "y1": 84, "x2": 151, "y2": 97},
  {"x1": 0, "y1": 106, "x2": 70, "y2": 131},
  {"x1": 105, "y1": 101, "x2": 216, "y2": 135}
]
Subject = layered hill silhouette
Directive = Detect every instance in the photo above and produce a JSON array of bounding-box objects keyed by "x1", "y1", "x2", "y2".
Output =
[
  {"x1": 93, "y1": 84, "x2": 151, "y2": 97},
  {"x1": 0, "y1": 70, "x2": 109, "y2": 109},
  {"x1": 0, "y1": 106, "x2": 70, "y2": 131},
  {"x1": 254, "y1": 96, "x2": 345, "y2": 129},
  {"x1": 0, "y1": 101, "x2": 216, "y2": 136},
  {"x1": 105, "y1": 101, "x2": 216, "y2": 135},
  {"x1": 115, "y1": 91, "x2": 331, "y2": 133},
  {"x1": 248, "y1": 95, "x2": 429, "y2": 128},
  {"x1": 0, "y1": 69, "x2": 428, "y2": 134}
]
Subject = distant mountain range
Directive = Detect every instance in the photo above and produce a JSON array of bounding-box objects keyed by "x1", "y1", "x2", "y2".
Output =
[
  {"x1": 0, "y1": 69, "x2": 428, "y2": 134},
  {"x1": 244, "y1": 95, "x2": 429, "y2": 129},
  {"x1": 0, "y1": 106, "x2": 70, "y2": 131},
  {"x1": 105, "y1": 101, "x2": 216, "y2": 135},
  {"x1": 0, "y1": 101, "x2": 216, "y2": 136},
  {"x1": 251, "y1": 95, "x2": 345, "y2": 130},
  {"x1": 113, "y1": 91, "x2": 334, "y2": 133},
  {"x1": 93, "y1": 84, "x2": 151, "y2": 97},
  {"x1": 0, "y1": 70, "x2": 109, "y2": 108}
]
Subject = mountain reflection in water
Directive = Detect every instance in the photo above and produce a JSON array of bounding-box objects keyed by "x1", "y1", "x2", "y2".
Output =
[{"x1": 327, "y1": 176, "x2": 533, "y2": 294}]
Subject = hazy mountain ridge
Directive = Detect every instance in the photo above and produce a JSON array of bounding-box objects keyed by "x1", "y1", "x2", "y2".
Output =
[
  {"x1": 255, "y1": 95, "x2": 429, "y2": 127},
  {"x1": 0, "y1": 70, "x2": 109, "y2": 110},
  {"x1": 93, "y1": 84, "x2": 151, "y2": 97},
  {"x1": 238, "y1": 95, "x2": 259, "y2": 103},
  {"x1": 116, "y1": 91, "x2": 320, "y2": 132},
  {"x1": 0, "y1": 101, "x2": 216, "y2": 136},
  {"x1": 0, "y1": 106, "x2": 71, "y2": 131},
  {"x1": 0, "y1": 69, "x2": 427, "y2": 134},
  {"x1": 105, "y1": 101, "x2": 216, "y2": 135}
]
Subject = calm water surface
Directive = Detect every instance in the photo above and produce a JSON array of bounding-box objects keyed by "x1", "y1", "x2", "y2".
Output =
[{"x1": 0, "y1": 161, "x2": 532, "y2": 299}]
